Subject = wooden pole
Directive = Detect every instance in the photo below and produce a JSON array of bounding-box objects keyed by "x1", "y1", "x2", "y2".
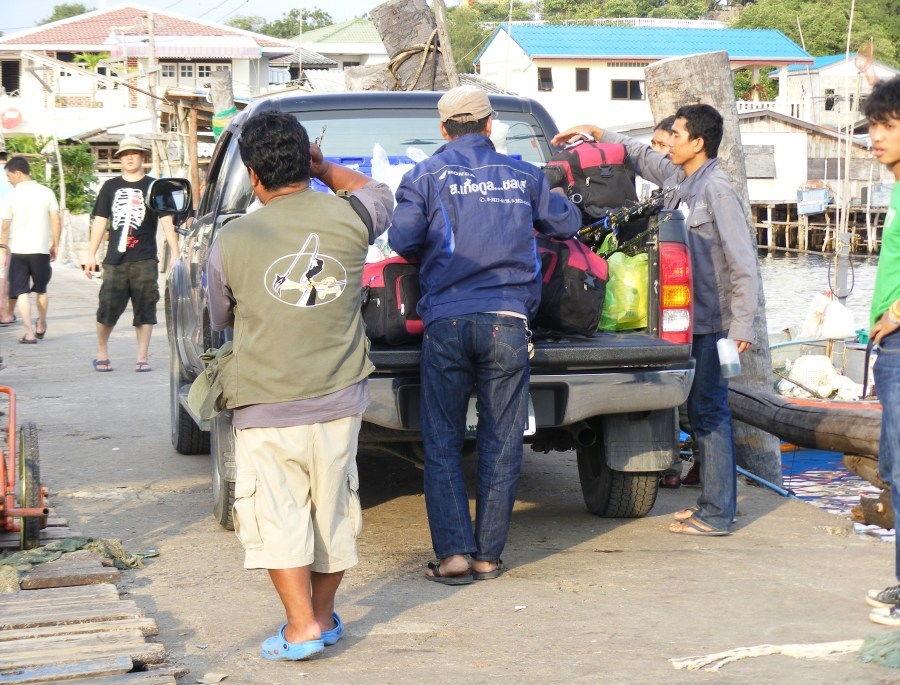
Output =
[
  {"x1": 644, "y1": 51, "x2": 782, "y2": 485},
  {"x1": 210, "y1": 70, "x2": 235, "y2": 141},
  {"x1": 432, "y1": 0, "x2": 460, "y2": 88}
]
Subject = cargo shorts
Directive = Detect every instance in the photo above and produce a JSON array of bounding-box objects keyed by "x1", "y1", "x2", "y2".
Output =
[
  {"x1": 96, "y1": 259, "x2": 160, "y2": 327},
  {"x1": 232, "y1": 414, "x2": 363, "y2": 572}
]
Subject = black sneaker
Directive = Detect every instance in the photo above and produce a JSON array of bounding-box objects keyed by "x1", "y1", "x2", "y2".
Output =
[
  {"x1": 866, "y1": 584, "x2": 900, "y2": 608},
  {"x1": 869, "y1": 604, "x2": 900, "y2": 627}
]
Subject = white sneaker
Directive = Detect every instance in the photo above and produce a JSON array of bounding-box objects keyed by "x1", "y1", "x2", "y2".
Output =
[{"x1": 869, "y1": 605, "x2": 900, "y2": 626}]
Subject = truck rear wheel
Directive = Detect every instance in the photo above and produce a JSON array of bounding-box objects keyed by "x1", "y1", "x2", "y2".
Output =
[
  {"x1": 211, "y1": 410, "x2": 236, "y2": 530},
  {"x1": 577, "y1": 442, "x2": 659, "y2": 518},
  {"x1": 170, "y1": 338, "x2": 210, "y2": 455}
]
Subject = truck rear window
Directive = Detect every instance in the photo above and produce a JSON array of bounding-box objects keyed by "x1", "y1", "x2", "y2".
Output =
[{"x1": 295, "y1": 110, "x2": 550, "y2": 164}]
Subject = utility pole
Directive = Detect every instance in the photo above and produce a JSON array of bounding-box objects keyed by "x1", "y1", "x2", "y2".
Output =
[{"x1": 432, "y1": 0, "x2": 459, "y2": 88}]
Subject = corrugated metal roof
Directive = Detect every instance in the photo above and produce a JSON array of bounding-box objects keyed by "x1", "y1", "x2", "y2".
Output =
[
  {"x1": 298, "y1": 18, "x2": 383, "y2": 44},
  {"x1": 0, "y1": 3, "x2": 295, "y2": 51},
  {"x1": 268, "y1": 48, "x2": 338, "y2": 68},
  {"x1": 478, "y1": 24, "x2": 811, "y2": 62},
  {"x1": 787, "y1": 54, "x2": 850, "y2": 72}
]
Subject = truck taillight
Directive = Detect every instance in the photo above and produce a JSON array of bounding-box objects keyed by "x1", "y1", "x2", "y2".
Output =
[{"x1": 659, "y1": 243, "x2": 692, "y2": 344}]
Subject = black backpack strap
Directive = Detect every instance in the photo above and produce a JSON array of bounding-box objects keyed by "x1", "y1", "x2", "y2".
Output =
[{"x1": 338, "y1": 190, "x2": 375, "y2": 245}]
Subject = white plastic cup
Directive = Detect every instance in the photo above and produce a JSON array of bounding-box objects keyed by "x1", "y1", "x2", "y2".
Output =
[{"x1": 717, "y1": 338, "x2": 741, "y2": 379}]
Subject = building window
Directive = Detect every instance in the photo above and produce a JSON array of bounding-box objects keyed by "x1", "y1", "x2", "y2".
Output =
[
  {"x1": 607, "y1": 61, "x2": 648, "y2": 68},
  {"x1": 215, "y1": 65, "x2": 230, "y2": 71},
  {"x1": 537, "y1": 67, "x2": 553, "y2": 92},
  {"x1": 611, "y1": 79, "x2": 644, "y2": 100},
  {"x1": 198, "y1": 65, "x2": 212, "y2": 78},
  {"x1": 576, "y1": 68, "x2": 589, "y2": 92},
  {"x1": 180, "y1": 64, "x2": 194, "y2": 79},
  {"x1": 1, "y1": 60, "x2": 21, "y2": 95},
  {"x1": 342, "y1": 61, "x2": 361, "y2": 69},
  {"x1": 161, "y1": 64, "x2": 176, "y2": 78},
  {"x1": 824, "y1": 89, "x2": 836, "y2": 111}
]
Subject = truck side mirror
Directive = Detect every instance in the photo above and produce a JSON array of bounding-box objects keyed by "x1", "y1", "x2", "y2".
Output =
[{"x1": 146, "y1": 178, "x2": 193, "y2": 229}]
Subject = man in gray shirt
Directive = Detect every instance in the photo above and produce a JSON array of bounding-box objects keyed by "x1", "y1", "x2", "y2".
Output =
[{"x1": 554, "y1": 104, "x2": 759, "y2": 536}]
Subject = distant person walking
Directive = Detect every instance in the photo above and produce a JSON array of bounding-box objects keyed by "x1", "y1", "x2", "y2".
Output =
[
  {"x1": 83, "y1": 136, "x2": 178, "y2": 372},
  {"x1": 0, "y1": 156, "x2": 60, "y2": 344},
  {"x1": 554, "y1": 104, "x2": 759, "y2": 537},
  {"x1": 862, "y1": 76, "x2": 900, "y2": 627},
  {"x1": 0, "y1": 151, "x2": 14, "y2": 326}
]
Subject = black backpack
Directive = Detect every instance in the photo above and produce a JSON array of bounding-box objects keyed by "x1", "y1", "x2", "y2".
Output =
[{"x1": 543, "y1": 141, "x2": 639, "y2": 225}]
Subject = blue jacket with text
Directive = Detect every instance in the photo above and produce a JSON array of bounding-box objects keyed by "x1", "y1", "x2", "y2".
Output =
[{"x1": 390, "y1": 134, "x2": 581, "y2": 327}]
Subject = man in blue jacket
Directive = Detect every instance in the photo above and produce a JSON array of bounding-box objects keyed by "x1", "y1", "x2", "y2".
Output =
[{"x1": 390, "y1": 87, "x2": 581, "y2": 584}]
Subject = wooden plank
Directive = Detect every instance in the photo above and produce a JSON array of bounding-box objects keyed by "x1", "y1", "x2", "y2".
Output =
[
  {"x1": 0, "y1": 528, "x2": 78, "y2": 549},
  {"x1": 0, "y1": 618, "x2": 158, "y2": 642},
  {"x1": 64, "y1": 671, "x2": 178, "y2": 685},
  {"x1": 0, "y1": 585, "x2": 120, "y2": 614},
  {"x1": 0, "y1": 602, "x2": 145, "y2": 631},
  {"x1": 0, "y1": 656, "x2": 132, "y2": 684},
  {"x1": 0, "y1": 630, "x2": 165, "y2": 669},
  {"x1": 20, "y1": 553, "x2": 121, "y2": 589}
]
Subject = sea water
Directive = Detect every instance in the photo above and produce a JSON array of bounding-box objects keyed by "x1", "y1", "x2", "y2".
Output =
[{"x1": 758, "y1": 251, "x2": 878, "y2": 334}]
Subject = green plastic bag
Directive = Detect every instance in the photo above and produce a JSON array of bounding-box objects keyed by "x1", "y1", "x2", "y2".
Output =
[{"x1": 599, "y1": 251, "x2": 648, "y2": 330}]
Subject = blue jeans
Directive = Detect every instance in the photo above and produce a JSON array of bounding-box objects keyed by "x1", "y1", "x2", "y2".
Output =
[
  {"x1": 686, "y1": 332, "x2": 737, "y2": 531},
  {"x1": 875, "y1": 330, "x2": 900, "y2": 580},
  {"x1": 420, "y1": 314, "x2": 530, "y2": 562}
]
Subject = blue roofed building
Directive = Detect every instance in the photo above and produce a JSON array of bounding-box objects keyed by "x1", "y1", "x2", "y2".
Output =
[{"x1": 474, "y1": 21, "x2": 813, "y2": 129}]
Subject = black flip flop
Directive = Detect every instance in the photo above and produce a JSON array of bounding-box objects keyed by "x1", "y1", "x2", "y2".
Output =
[
  {"x1": 425, "y1": 560, "x2": 473, "y2": 585},
  {"x1": 18, "y1": 336, "x2": 37, "y2": 345},
  {"x1": 35, "y1": 321, "x2": 46, "y2": 340},
  {"x1": 472, "y1": 560, "x2": 507, "y2": 580}
]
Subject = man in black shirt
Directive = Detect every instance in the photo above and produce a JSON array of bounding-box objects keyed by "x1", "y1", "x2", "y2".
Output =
[{"x1": 84, "y1": 136, "x2": 177, "y2": 372}]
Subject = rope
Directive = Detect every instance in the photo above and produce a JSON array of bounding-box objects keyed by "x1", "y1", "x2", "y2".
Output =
[{"x1": 388, "y1": 29, "x2": 442, "y2": 91}]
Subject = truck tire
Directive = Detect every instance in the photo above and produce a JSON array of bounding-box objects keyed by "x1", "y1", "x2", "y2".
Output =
[
  {"x1": 577, "y1": 443, "x2": 659, "y2": 518},
  {"x1": 169, "y1": 338, "x2": 210, "y2": 455},
  {"x1": 18, "y1": 422, "x2": 45, "y2": 550},
  {"x1": 211, "y1": 410, "x2": 236, "y2": 530}
]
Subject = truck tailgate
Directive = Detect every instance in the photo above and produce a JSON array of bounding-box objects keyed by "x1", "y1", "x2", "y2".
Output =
[{"x1": 368, "y1": 332, "x2": 691, "y2": 373}]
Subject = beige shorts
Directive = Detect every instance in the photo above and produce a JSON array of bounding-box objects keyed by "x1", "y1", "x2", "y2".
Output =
[{"x1": 232, "y1": 414, "x2": 363, "y2": 572}]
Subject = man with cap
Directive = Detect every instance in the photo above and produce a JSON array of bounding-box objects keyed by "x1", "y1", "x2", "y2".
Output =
[
  {"x1": 84, "y1": 136, "x2": 178, "y2": 372},
  {"x1": 390, "y1": 86, "x2": 581, "y2": 584}
]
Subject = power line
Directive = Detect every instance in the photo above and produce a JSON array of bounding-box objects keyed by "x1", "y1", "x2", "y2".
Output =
[
  {"x1": 198, "y1": 0, "x2": 234, "y2": 19},
  {"x1": 217, "y1": 0, "x2": 250, "y2": 23}
]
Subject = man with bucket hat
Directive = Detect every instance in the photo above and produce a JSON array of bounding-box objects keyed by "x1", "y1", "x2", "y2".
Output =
[{"x1": 84, "y1": 136, "x2": 178, "y2": 372}]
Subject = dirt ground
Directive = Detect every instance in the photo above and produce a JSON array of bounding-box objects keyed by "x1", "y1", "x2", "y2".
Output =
[{"x1": 3, "y1": 264, "x2": 899, "y2": 684}]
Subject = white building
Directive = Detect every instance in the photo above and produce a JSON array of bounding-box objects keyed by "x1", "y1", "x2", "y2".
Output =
[{"x1": 474, "y1": 21, "x2": 813, "y2": 130}]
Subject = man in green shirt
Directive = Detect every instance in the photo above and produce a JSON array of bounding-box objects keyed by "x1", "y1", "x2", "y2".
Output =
[{"x1": 862, "y1": 76, "x2": 900, "y2": 627}]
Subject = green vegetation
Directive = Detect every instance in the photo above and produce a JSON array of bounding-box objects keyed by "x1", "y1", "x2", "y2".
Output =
[
  {"x1": 5, "y1": 137, "x2": 97, "y2": 214},
  {"x1": 39, "y1": 3, "x2": 92, "y2": 25},
  {"x1": 732, "y1": 0, "x2": 899, "y2": 68},
  {"x1": 227, "y1": 8, "x2": 333, "y2": 39}
]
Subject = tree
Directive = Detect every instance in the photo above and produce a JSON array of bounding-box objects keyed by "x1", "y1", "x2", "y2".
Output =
[
  {"x1": 732, "y1": 0, "x2": 898, "y2": 68},
  {"x1": 4, "y1": 137, "x2": 96, "y2": 214},
  {"x1": 73, "y1": 51, "x2": 109, "y2": 72},
  {"x1": 39, "y1": 3, "x2": 92, "y2": 25},
  {"x1": 733, "y1": 67, "x2": 778, "y2": 101},
  {"x1": 540, "y1": 0, "x2": 603, "y2": 21},
  {"x1": 226, "y1": 15, "x2": 267, "y2": 34},
  {"x1": 260, "y1": 8, "x2": 333, "y2": 39}
]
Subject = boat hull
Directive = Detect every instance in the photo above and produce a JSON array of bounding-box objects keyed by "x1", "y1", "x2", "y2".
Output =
[{"x1": 728, "y1": 382, "x2": 881, "y2": 457}]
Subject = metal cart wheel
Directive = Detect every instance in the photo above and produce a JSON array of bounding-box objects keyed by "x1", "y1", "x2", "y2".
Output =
[{"x1": 18, "y1": 421, "x2": 44, "y2": 550}]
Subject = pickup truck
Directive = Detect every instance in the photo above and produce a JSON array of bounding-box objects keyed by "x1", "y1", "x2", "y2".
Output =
[{"x1": 161, "y1": 91, "x2": 696, "y2": 530}]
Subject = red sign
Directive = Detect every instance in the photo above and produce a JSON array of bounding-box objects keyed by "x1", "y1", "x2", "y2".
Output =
[{"x1": 1, "y1": 109, "x2": 22, "y2": 129}]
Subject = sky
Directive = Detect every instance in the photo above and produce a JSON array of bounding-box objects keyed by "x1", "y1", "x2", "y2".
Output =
[{"x1": 1, "y1": 0, "x2": 457, "y2": 36}]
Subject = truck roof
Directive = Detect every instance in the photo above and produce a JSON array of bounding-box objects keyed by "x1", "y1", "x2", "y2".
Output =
[{"x1": 226, "y1": 91, "x2": 554, "y2": 136}]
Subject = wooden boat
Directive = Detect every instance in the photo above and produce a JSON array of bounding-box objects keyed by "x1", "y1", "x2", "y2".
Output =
[{"x1": 728, "y1": 382, "x2": 880, "y2": 458}]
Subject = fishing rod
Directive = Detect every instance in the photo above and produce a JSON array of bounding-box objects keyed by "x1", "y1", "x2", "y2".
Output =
[{"x1": 577, "y1": 186, "x2": 676, "y2": 249}]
